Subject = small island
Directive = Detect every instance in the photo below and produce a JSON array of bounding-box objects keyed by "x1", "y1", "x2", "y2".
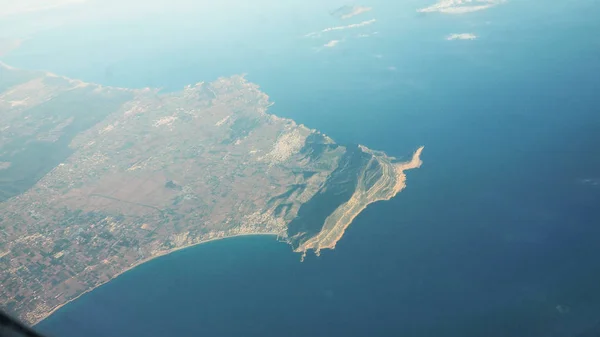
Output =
[{"x1": 0, "y1": 62, "x2": 423, "y2": 324}]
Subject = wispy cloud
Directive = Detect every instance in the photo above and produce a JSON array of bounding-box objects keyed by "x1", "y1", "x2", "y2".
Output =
[
  {"x1": 579, "y1": 178, "x2": 600, "y2": 187},
  {"x1": 0, "y1": 0, "x2": 87, "y2": 17},
  {"x1": 305, "y1": 19, "x2": 377, "y2": 37},
  {"x1": 446, "y1": 33, "x2": 477, "y2": 40},
  {"x1": 341, "y1": 6, "x2": 372, "y2": 19},
  {"x1": 356, "y1": 31, "x2": 379, "y2": 38},
  {"x1": 330, "y1": 5, "x2": 373, "y2": 19},
  {"x1": 0, "y1": 61, "x2": 15, "y2": 69},
  {"x1": 0, "y1": 38, "x2": 23, "y2": 56},
  {"x1": 324, "y1": 40, "x2": 341, "y2": 48},
  {"x1": 323, "y1": 19, "x2": 376, "y2": 32},
  {"x1": 418, "y1": 0, "x2": 504, "y2": 14}
]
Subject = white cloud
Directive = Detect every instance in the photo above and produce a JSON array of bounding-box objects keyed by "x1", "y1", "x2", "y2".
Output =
[
  {"x1": 579, "y1": 178, "x2": 600, "y2": 187},
  {"x1": 446, "y1": 33, "x2": 477, "y2": 40},
  {"x1": 0, "y1": 38, "x2": 23, "y2": 56},
  {"x1": 324, "y1": 40, "x2": 341, "y2": 48},
  {"x1": 0, "y1": 61, "x2": 15, "y2": 69},
  {"x1": 323, "y1": 19, "x2": 376, "y2": 32},
  {"x1": 356, "y1": 31, "x2": 378, "y2": 38},
  {"x1": 418, "y1": 0, "x2": 504, "y2": 14},
  {"x1": 340, "y1": 6, "x2": 372, "y2": 19},
  {"x1": 0, "y1": 0, "x2": 87, "y2": 17},
  {"x1": 305, "y1": 19, "x2": 377, "y2": 37}
]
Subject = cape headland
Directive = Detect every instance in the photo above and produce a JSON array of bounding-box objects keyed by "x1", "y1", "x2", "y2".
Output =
[{"x1": 0, "y1": 62, "x2": 423, "y2": 324}]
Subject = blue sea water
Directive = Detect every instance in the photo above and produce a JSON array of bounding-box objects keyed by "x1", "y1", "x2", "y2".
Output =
[{"x1": 4, "y1": 0, "x2": 600, "y2": 336}]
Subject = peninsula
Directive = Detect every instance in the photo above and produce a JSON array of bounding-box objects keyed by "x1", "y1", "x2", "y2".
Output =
[{"x1": 0, "y1": 63, "x2": 423, "y2": 324}]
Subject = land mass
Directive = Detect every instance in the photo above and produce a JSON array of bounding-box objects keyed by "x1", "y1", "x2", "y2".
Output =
[
  {"x1": 0, "y1": 62, "x2": 423, "y2": 324},
  {"x1": 291, "y1": 146, "x2": 423, "y2": 259}
]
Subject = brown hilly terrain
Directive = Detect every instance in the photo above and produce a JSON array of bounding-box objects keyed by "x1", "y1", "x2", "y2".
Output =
[{"x1": 0, "y1": 62, "x2": 423, "y2": 324}]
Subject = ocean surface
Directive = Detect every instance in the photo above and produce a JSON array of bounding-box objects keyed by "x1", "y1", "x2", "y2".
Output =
[{"x1": 4, "y1": 0, "x2": 600, "y2": 336}]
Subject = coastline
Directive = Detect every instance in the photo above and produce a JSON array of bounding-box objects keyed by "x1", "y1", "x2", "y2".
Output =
[
  {"x1": 34, "y1": 232, "x2": 279, "y2": 326},
  {"x1": 295, "y1": 146, "x2": 424, "y2": 257},
  {"x1": 2, "y1": 61, "x2": 425, "y2": 326}
]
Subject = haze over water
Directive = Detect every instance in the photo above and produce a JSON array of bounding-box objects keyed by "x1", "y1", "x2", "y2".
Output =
[{"x1": 4, "y1": 0, "x2": 600, "y2": 336}]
